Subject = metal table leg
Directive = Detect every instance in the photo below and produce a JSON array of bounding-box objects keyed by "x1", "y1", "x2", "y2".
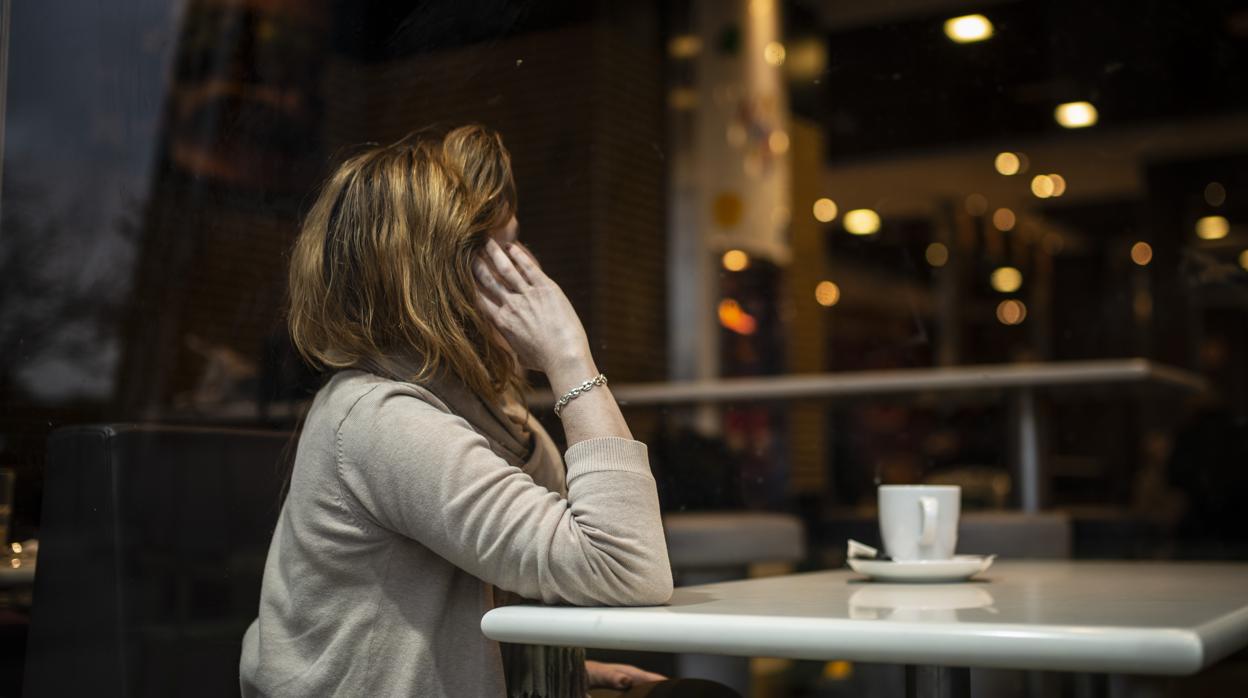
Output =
[
  {"x1": 1012, "y1": 387, "x2": 1042, "y2": 513},
  {"x1": 906, "y1": 665, "x2": 970, "y2": 698}
]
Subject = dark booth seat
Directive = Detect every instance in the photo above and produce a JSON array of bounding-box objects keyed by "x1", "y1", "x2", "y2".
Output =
[{"x1": 25, "y1": 424, "x2": 289, "y2": 698}]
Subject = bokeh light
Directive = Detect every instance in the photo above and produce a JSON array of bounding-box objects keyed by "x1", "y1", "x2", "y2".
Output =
[
  {"x1": 813, "y1": 198, "x2": 838, "y2": 223},
  {"x1": 994, "y1": 152, "x2": 1020, "y2": 175},
  {"x1": 965, "y1": 193, "x2": 988, "y2": 216},
  {"x1": 763, "y1": 41, "x2": 786, "y2": 66},
  {"x1": 718, "y1": 298, "x2": 757, "y2": 335},
  {"x1": 944, "y1": 14, "x2": 994, "y2": 43},
  {"x1": 1055, "y1": 101, "x2": 1098, "y2": 128},
  {"x1": 667, "y1": 35, "x2": 702, "y2": 59},
  {"x1": 992, "y1": 208, "x2": 1016, "y2": 231},
  {"x1": 843, "y1": 209, "x2": 881, "y2": 235},
  {"x1": 1130, "y1": 242, "x2": 1153, "y2": 266},
  {"x1": 1031, "y1": 175, "x2": 1055, "y2": 198},
  {"x1": 1240, "y1": 249, "x2": 1248, "y2": 271},
  {"x1": 768, "y1": 130, "x2": 790, "y2": 154},
  {"x1": 1048, "y1": 173, "x2": 1067, "y2": 197},
  {"x1": 1205, "y1": 182, "x2": 1227, "y2": 207},
  {"x1": 815, "y1": 281, "x2": 841, "y2": 307},
  {"x1": 991, "y1": 266, "x2": 1023, "y2": 293},
  {"x1": 996, "y1": 299, "x2": 1027, "y2": 325},
  {"x1": 1196, "y1": 215, "x2": 1230, "y2": 240},
  {"x1": 925, "y1": 242, "x2": 949, "y2": 267},
  {"x1": 722, "y1": 249, "x2": 749, "y2": 272}
]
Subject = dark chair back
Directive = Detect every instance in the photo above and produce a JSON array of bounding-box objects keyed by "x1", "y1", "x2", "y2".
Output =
[{"x1": 24, "y1": 424, "x2": 289, "y2": 698}]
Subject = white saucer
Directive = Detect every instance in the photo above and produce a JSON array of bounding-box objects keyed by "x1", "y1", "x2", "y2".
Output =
[{"x1": 847, "y1": 555, "x2": 995, "y2": 583}]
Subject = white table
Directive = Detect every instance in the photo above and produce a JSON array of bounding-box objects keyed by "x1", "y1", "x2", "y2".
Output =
[{"x1": 482, "y1": 562, "x2": 1248, "y2": 697}]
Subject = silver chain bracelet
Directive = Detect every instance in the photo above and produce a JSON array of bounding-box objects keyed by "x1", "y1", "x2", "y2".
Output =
[{"x1": 552, "y1": 374, "x2": 608, "y2": 417}]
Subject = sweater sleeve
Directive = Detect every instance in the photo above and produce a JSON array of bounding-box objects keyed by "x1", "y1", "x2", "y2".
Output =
[{"x1": 335, "y1": 386, "x2": 673, "y2": 606}]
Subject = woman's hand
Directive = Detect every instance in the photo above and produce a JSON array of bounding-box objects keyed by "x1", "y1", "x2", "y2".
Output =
[
  {"x1": 585, "y1": 660, "x2": 667, "y2": 691},
  {"x1": 472, "y1": 239, "x2": 591, "y2": 375}
]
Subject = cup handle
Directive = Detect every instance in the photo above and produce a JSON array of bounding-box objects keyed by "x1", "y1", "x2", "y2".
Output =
[{"x1": 919, "y1": 496, "x2": 938, "y2": 546}]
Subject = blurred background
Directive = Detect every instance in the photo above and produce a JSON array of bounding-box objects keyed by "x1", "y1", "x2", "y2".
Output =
[{"x1": 1, "y1": 0, "x2": 1247, "y2": 696}]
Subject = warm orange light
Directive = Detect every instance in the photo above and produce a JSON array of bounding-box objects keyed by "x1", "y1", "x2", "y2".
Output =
[
  {"x1": 996, "y1": 299, "x2": 1027, "y2": 325},
  {"x1": 718, "y1": 299, "x2": 757, "y2": 335},
  {"x1": 668, "y1": 88, "x2": 698, "y2": 110},
  {"x1": 1239, "y1": 249, "x2": 1248, "y2": 271},
  {"x1": 813, "y1": 198, "x2": 838, "y2": 223},
  {"x1": 844, "y1": 209, "x2": 881, "y2": 235},
  {"x1": 768, "y1": 130, "x2": 790, "y2": 154},
  {"x1": 722, "y1": 249, "x2": 750, "y2": 272},
  {"x1": 814, "y1": 281, "x2": 841, "y2": 307},
  {"x1": 1048, "y1": 173, "x2": 1067, "y2": 197},
  {"x1": 1196, "y1": 215, "x2": 1230, "y2": 240},
  {"x1": 992, "y1": 208, "x2": 1016, "y2": 231},
  {"x1": 668, "y1": 35, "x2": 703, "y2": 59},
  {"x1": 1055, "y1": 101, "x2": 1098, "y2": 128},
  {"x1": 944, "y1": 14, "x2": 993, "y2": 43},
  {"x1": 994, "y1": 152, "x2": 1020, "y2": 176},
  {"x1": 1130, "y1": 242, "x2": 1153, "y2": 266},
  {"x1": 1031, "y1": 175, "x2": 1055, "y2": 198},
  {"x1": 763, "y1": 41, "x2": 786, "y2": 66},
  {"x1": 990, "y1": 266, "x2": 1023, "y2": 293},
  {"x1": 925, "y1": 242, "x2": 949, "y2": 267}
]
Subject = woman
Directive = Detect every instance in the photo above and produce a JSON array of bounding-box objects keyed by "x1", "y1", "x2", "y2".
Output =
[{"x1": 240, "y1": 125, "x2": 673, "y2": 696}]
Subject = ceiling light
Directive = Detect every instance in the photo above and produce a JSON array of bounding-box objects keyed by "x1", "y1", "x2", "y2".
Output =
[
  {"x1": 843, "y1": 209, "x2": 881, "y2": 235},
  {"x1": 813, "y1": 198, "x2": 838, "y2": 223},
  {"x1": 1055, "y1": 101, "x2": 1098, "y2": 128},
  {"x1": 1196, "y1": 215, "x2": 1229, "y2": 240},
  {"x1": 991, "y1": 266, "x2": 1023, "y2": 293},
  {"x1": 1031, "y1": 175, "x2": 1055, "y2": 198},
  {"x1": 996, "y1": 299, "x2": 1027, "y2": 325},
  {"x1": 815, "y1": 281, "x2": 841, "y2": 307},
  {"x1": 944, "y1": 14, "x2": 994, "y2": 43},
  {"x1": 994, "y1": 152, "x2": 1020, "y2": 176},
  {"x1": 722, "y1": 249, "x2": 749, "y2": 272},
  {"x1": 992, "y1": 208, "x2": 1016, "y2": 231}
]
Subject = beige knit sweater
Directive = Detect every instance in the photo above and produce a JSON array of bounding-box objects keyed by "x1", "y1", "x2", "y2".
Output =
[{"x1": 239, "y1": 370, "x2": 672, "y2": 697}]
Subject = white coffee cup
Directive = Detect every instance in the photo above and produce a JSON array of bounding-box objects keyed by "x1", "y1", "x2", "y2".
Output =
[{"x1": 878, "y1": 485, "x2": 960, "y2": 561}]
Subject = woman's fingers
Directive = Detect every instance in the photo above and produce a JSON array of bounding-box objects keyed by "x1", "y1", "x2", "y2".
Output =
[
  {"x1": 472, "y1": 257, "x2": 508, "y2": 302},
  {"x1": 485, "y1": 238, "x2": 528, "y2": 292},
  {"x1": 506, "y1": 242, "x2": 545, "y2": 285}
]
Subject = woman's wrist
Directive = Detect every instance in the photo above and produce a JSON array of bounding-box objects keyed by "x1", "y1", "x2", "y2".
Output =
[{"x1": 544, "y1": 351, "x2": 598, "y2": 396}]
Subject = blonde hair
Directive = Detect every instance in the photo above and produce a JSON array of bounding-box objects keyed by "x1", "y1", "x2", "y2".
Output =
[{"x1": 288, "y1": 125, "x2": 522, "y2": 402}]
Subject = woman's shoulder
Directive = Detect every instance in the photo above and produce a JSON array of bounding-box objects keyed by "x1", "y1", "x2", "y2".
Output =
[
  {"x1": 318, "y1": 369, "x2": 452, "y2": 414},
  {"x1": 313, "y1": 369, "x2": 471, "y2": 444}
]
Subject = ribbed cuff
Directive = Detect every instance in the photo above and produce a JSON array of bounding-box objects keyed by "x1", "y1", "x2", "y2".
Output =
[{"x1": 565, "y1": 437, "x2": 652, "y2": 482}]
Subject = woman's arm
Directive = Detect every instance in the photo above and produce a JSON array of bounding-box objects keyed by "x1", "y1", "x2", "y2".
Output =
[{"x1": 473, "y1": 239, "x2": 631, "y2": 445}]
